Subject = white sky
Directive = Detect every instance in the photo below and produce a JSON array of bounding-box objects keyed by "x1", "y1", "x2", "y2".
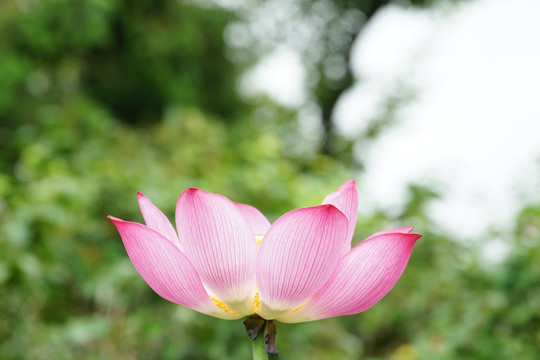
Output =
[
  {"x1": 336, "y1": 0, "x2": 540, "y2": 239},
  {"x1": 244, "y1": 0, "x2": 540, "y2": 240},
  {"x1": 240, "y1": 47, "x2": 307, "y2": 108}
]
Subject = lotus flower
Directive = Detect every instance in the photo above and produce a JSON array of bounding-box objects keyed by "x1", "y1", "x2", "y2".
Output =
[{"x1": 108, "y1": 180, "x2": 421, "y2": 322}]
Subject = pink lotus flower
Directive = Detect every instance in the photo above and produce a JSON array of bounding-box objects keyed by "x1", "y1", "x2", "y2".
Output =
[{"x1": 109, "y1": 180, "x2": 421, "y2": 322}]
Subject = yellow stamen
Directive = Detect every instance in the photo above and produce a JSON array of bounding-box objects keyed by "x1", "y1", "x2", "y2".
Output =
[
  {"x1": 210, "y1": 295, "x2": 239, "y2": 315},
  {"x1": 291, "y1": 303, "x2": 305, "y2": 313},
  {"x1": 256, "y1": 234, "x2": 264, "y2": 249},
  {"x1": 254, "y1": 291, "x2": 260, "y2": 312}
]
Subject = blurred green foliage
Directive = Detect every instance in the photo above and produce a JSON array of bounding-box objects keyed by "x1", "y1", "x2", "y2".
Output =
[{"x1": 1, "y1": 0, "x2": 539, "y2": 359}]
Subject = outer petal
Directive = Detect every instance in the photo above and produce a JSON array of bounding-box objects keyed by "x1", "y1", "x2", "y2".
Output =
[
  {"x1": 322, "y1": 179, "x2": 358, "y2": 254},
  {"x1": 365, "y1": 226, "x2": 414, "y2": 241},
  {"x1": 234, "y1": 202, "x2": 271, "y2": 235},
  {"x1": 176, "y1": 188, "x2": 257, "y2": 315},
  {"x1": 256, "y1": 205, "x2": 348, "y2": 319},
  {"x1": 279, "y1": 231, "x2": 421, "y2": 323},
  {"x1": 138, "y1": 192, "x2": 180, "y2": 248},
  {"x1": 108, "y1": 216, "x2": 240, "y2": 320}
]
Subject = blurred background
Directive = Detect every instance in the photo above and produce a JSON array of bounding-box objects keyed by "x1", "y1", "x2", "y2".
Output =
[{"x1": 1, "y1": 0, "x2": 539, "y2": 358}]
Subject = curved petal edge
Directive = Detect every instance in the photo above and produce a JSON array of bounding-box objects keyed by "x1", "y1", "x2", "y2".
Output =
[
  {"x1": 234, "y1": 202, "x2": 271, "y2": 235},
  {"x1": 365, "y1": 226, "x2": 415, "y2": 241},
  {"x1": 322, "y1": 179, "x2": 359, "y2": 254},
  {"x1": 137, "y1": 192, "x2": 181, "y2": 248}
]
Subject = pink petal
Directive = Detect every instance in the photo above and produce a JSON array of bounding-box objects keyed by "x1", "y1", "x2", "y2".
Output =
[
  {"x1": 322, "y1": 179, "x2": 358, "y2": 253},
  {"x1": 137, "y1": 192, "x2": 180, "y2": 248},
  {"x1": 175, "y1": 188, "x2": 257, "y2": 315},
  {"x1": 234, "y1": 202, "x2": 271, "y2": 235},
  {"x1": 279, "y1": 231, "x2": 421, "y2": 323},
  {"x1": 108, "y1": 216, "x2": 240, "y2": 319},
  {"x1": 365, "y1": 226, "x2": 415, "y2": 241},
  {"x1": 256, "y1": 205, "x2": 348, "y2": 319}
]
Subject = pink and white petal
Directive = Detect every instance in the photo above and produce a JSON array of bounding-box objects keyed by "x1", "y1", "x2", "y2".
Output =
[
  {"x1": 322, "y1": 179, "x2": 358, "y2": 253},
  {"x1": 256, "y1": 205, "x2": 348, "y2": 319},
  {"x1": 234, "y1": 202, "x2": 271, "y2": 235},
  {"x1": 365, "y1": 226, "x2": 415, "y2": 241},
  {"x1": 176, "y1": 188, "x2": 257, "y2": 315},
  {"x1": 108, "y1": 217, "x2": 240, "y2": 319},
  {"x1": 137, "y1": 193, "x2": 181, "y2": 248},
  {"x1": 279, "y1": 231, "x2": 421, "y2": 323}
]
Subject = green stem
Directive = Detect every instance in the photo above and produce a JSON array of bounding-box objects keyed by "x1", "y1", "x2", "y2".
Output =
[
  {"x1": 251, "y1": 333, "x2": 279, "y2": 360},
  {"x1": 251, "y1": 333, "x2": 269, "y2": 360}
]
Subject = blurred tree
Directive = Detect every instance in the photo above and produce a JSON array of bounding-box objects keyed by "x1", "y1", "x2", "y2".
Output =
[
  {"x1": 0, "y1": 0, "x2": 244, "y2": 174},
  {"x1": 82, "y1": 0, "x2": 244, "y2": 124},
  {"x1": 210, "y1": 0, "x2": 438, "y2": 158}
]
